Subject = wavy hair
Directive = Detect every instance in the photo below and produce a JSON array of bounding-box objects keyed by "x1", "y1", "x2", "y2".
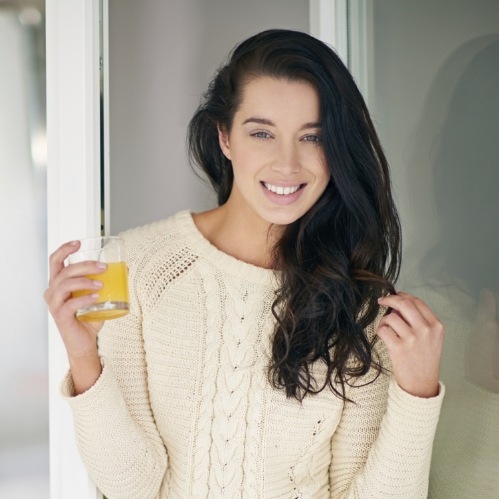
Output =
[{"x1": 188, "y1": 29, "x2": 401, "y2": 401}]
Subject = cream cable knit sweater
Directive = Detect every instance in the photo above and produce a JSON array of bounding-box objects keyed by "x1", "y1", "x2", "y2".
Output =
[{"x1": 61, "y1": 210, "x2": 444, "y2": 499}]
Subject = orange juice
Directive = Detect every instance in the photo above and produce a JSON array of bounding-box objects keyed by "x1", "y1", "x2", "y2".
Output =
[{"x1": 72, "y1": 261, "x2": 129, "y2": 321}]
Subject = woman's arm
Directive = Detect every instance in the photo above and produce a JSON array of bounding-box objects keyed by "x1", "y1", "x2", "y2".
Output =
[
  {"x1": 329, "y1": 299, "x2": 445, "y2": 497},
  {"x1": 61, "y1": 306, "x2": 168, "y2": 499},
  {"x1": 52, "y1": 232, "x2": 168, "y2": 499}
]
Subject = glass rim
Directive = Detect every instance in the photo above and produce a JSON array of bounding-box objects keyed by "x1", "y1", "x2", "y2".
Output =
[
  {"x1": 67, "y1": 236, "x2": 125, "y2": 263},
  {"x1": 76, "y1": 235, "x2": 123, "y2": 242}
]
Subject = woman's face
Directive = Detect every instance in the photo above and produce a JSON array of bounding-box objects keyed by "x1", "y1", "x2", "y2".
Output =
[{"x1": 219, "y1": 76, "x2": 330, "y2": 228}]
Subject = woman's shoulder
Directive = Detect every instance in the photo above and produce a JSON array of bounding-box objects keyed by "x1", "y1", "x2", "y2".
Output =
[{"x1": 118, "y1": 210, "x2": 194, "y2": 262}]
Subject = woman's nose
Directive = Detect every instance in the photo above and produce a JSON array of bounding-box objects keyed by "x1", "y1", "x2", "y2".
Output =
[{"x1": 271, "y1": 143, "x2": 301, "y2": 174}]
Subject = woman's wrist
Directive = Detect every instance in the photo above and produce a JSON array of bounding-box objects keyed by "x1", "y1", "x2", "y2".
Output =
[{"x1": 68, "y1": 352, "x2": 103, "y2": 395}]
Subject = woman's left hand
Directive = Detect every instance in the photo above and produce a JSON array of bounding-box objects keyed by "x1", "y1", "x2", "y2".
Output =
[{"x1": 377, "y1": 291, "x2": 444, "y2": 398}]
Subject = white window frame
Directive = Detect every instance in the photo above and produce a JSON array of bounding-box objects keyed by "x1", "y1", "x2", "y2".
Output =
[
  {"x1": 46, "y1": 0, "x2": 104, "y2": 497},
  {"x1": 346, "y1": 0, "x2": 372, "y2": 104},
  {"x1": 309, "y1": 0, "x2": 349, "y2": 64},
  {"x1": 310, "y1": 0, "x2": 372, "y2": 103}
]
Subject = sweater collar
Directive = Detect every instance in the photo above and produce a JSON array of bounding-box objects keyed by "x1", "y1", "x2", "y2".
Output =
[{"x1": 174, "y1": 210, "x2": 279, "y2": 288}]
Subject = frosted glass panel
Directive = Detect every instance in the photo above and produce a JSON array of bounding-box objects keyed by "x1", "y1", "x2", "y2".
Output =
[
  {"x1": 367, "y1": 1, "x2": 499, "y2": 497},
  {"x1": 0, "y1": 5, "x2": 48, "y2": 498}
]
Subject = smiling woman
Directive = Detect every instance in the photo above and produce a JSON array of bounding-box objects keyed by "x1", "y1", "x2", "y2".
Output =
[
  {"x1": 46, "y1": 29, "x2": 445, "y2": 498},
  {"x1": 199, "y1": 77, "x2": 330, "y2": 263}
]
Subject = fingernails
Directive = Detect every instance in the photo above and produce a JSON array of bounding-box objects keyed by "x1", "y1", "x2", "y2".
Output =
[
  {"x1": 90, "y1": 293, "x2": 99, "y2": 298},
  {"x1": 92, "y1": 280, "x2": 103, "y2": 288},
  {"x1": 70, "y1": 240, "x2": 79, "y2": 246},
  {"x1": 96, "y1": 262, "x2": 107, "y2": 270}
]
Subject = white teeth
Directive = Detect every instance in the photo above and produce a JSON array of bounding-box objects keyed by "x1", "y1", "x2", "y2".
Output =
[{"x1": 264, "y1": 182, "x2": 301, "y2": 195}]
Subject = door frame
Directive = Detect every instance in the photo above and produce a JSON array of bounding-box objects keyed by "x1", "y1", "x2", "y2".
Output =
[
  {"x1": 310, "y1": 0, "x2": 372, "y2": 103},
  {"x1": 46, "y1": 0, "x2": 103, "y2": 497}
]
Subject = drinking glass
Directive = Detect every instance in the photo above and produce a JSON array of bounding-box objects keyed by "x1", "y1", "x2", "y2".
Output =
[{"x1": 68, "y1": 236, "x2": 129, "y2": 322}]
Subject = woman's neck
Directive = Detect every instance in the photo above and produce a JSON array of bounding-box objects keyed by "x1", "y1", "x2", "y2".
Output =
[{"x1": 192, "y1": 204, "x2": 281, "y2": 269}]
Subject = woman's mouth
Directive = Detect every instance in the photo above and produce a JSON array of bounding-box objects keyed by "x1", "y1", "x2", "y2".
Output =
[
  {"x1": 260, "y1": 181, "x2": 306, "y2": 205},
  {"x1": 262, "y1": 182, "x2": 304, "y2": 195}
]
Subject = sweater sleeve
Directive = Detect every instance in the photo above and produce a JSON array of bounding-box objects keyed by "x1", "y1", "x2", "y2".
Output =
[
  {"x1": 60, "y1": 226, "x2": 169, "y2": 499},
  {"x1": 329, "y1": 322, "x2": 444, "y2": 498}
]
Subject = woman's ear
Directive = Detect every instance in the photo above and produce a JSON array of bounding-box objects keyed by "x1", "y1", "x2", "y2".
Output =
[{"x1": 218, "y1": 126, "x2": 231, "y2": 160}]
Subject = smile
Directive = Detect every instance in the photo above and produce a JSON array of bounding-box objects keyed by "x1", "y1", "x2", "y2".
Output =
[{"x1": 262, "y1": 182, "x2": 304, "y2": 195}]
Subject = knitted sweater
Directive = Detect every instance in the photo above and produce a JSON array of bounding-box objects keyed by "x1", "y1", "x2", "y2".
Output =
[{"x1": 62, "y1": 210, "x2": 444, "y2": 499}]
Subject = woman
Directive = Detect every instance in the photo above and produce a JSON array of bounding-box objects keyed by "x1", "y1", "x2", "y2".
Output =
[{"x1": 45, "y1": 29, "x2": 444, "y2": 498}]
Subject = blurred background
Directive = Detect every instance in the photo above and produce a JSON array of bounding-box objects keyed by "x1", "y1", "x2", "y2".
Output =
[
  {"x1": 0, "y1": 0, "x2": 48, "y2": 497},
  {"x1": 365, "y1": 3, "x2": 499, "y2": 495}
]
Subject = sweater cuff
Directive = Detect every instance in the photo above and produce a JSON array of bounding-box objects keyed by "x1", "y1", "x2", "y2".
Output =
[
  {"x1": 60, "y1": 358, "x2": 113, "y2": 406},
  {"x1": 391, "y1": 379, "x2": 445, "y2": 403},
  {"x1": 59, "y1": 359, "x2": 132, "y2": 446},
  {"x1": 386, "y1": 379, "x2": 445, "y2": 438},
  {"x1": 392, "y1": 379, "x2": 445, "y2": 401},
  {"x1": 60, "y1": 358, "x2": 104, "y2": 400}
]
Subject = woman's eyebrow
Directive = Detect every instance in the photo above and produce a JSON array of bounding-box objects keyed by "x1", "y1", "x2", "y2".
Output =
[
  {"x1": 242, "y1": 117, "x2": 321, "y2": 130},
  {"x1": 300, "y1": 122, "x2": 321, "y2": 130},
  {"x1": 242, "y1": 117, "x2": 275, "y2": 126}
]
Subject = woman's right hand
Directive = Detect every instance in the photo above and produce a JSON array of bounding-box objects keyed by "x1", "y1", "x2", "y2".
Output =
[{"x1": 44, "y1": 240, "x2": 106, "y2": 392}]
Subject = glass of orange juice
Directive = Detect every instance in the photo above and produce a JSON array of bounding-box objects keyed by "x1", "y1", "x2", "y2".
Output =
[{"x1": 68, "y1": 236, "x2": 129, "y2": 322}]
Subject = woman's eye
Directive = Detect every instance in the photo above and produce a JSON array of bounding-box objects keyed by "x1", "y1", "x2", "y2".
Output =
[
  {"x1": 252, "y1": 131, "x2": 272, "y2": 139},
  {"x1": 303, "y1": 134, "x2": 322, "y2": 144}
]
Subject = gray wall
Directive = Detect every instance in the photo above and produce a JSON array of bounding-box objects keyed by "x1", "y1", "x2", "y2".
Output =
[{"x1": 108, "y1": 0, "x2": 309, "y2": 234}]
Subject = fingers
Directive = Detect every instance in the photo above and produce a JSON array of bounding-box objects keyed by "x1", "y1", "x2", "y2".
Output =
[
  {"x1": 45, "y1": 261, "x2": 106, "y2": 304},
  {"x1": 48, "y1": 240, "x2": 80, "y2": 283},
  {"x1": 378, "y1": 291, "x2": 442, "y2": 332},
  {"x1": 45, "y1": 242, "x2": 108, "y2": 325},
  {"x1": 45, "y1": 278, "x2": 101, "y2": 332},
  {"x1": 57, "y1": 260, "x2": 107, "y2": 282},
  {"x1": 375, "y1": 319, "x2": 400, "y2": 350},
  {"x1": 378, "y1": 309, "x2": 412, "y2": 340},
  {"x1": 54, "y1": 293, "x2": 100, "y2": 329},
  {"x1": 376, "y1": 291, "x2": 444, "y2": 398},
  {"x1": 378, "y1": 291, "x2": 445, "y2": 344},
  {"x1": 47, "y1": 276, "x2": 102, "y2": 314}
]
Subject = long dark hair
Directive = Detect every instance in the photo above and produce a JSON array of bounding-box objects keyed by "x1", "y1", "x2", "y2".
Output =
[{"x1": 188, "y1": 29, "x2": 401, "y2": 401}]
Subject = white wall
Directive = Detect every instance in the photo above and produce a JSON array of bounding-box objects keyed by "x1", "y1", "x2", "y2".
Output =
[{"x1": 108, "y1": 0, "x2": 309, "y2": 234}]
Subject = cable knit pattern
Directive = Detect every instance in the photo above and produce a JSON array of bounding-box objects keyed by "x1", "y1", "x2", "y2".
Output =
[{"x1": 61, "y1": 210, "x2": 444, "y2": 498}]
